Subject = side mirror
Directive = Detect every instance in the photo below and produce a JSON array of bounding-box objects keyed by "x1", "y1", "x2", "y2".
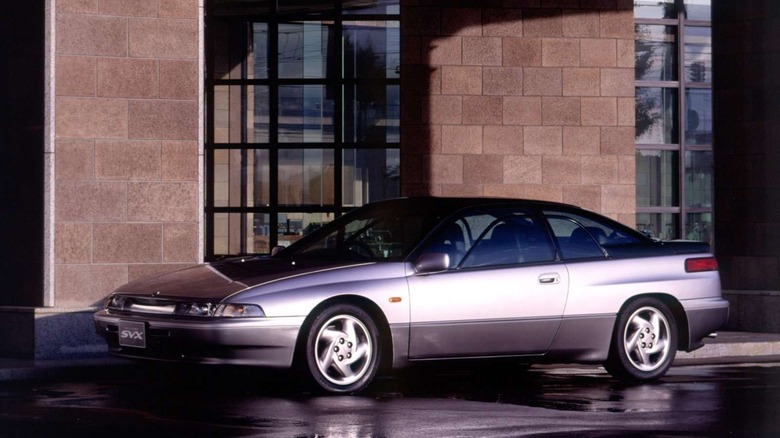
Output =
[
  {"x1": 270, "y1": 245, "x2": 285, "y2": 256},
  {"x1": 414, "y1": 252, "x2": 450, "y2": 274}
]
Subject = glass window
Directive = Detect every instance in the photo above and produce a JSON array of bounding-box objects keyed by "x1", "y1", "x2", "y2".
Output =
[
  {"x1": 685, "y1": 26, "x2": 712, "y2": 83},
  {"x1": 278, "y1": 149, "x2": 335, "y2": 206},
  {"x1": 685, "y1": 88, "x2": 712, "y2": 144},
  {"x1": 278, "y1": 22, "x2": 331, "y2": 79},
  {"x1": 684, "y1": 0, "x2": 711, "y2": 21},
  {"x1": 636, "y1": 213, "x2": 679, "y2": 241},
  {"x1": 635, "y1": 25, "x2": 677, "y2": 82},
  {"x1": 213, "y1": 149, "x2": 269, "y2": 207},
  {"x1": 213, "y1": 85, "x2": 270, "y2": 143},
  {"x1": 636, "y1": 150, "x2": 680, "y2": 207},
  {"x1": 213, "y1": 212, "x2": 271, "y2": 255},
  {"x1": 343, "y1": 21, "x2": 400, "y2": 79},
  {"x1": 636, "y1": 87, "x2": 678, "y2": 144},
  {"x1": 342, "y1": 149, "x2": 399, "y2": 207},
  {"x1": 206, "y1": 2, "x2": 400, "y2": 258},
  {"x1": 685, "y1": 151, "x2": 713, "y2": 208},
  {"x1": 278, "y1": 85, "x2": 335, "y2": 143},
  {"x1": 634, "y1": 0, "x2": 677, "y2": 19},
  {"x1": 343, "y1": 84, "x2": 400, "y2": 143},
  {"x1": 277, "y1": 212, "x2": 335, "y2": 247},
  {"x1": 635, "y1": 1, "x2": 712, "y2": 244},
  {"x1": 686, "y1": 212, "x2": 712, "y2": 243}
]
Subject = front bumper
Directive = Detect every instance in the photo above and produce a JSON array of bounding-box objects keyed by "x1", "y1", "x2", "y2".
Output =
[
  {"x1": 682, "y1": 297, "x2": 730, "y2": 352},
  {"x1": 93, "y1": 310, "x2": 305, "y2": 368}
]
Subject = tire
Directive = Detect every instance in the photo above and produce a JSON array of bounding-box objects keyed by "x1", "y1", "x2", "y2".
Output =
[
  {"x1": 605, "y1": 298, "x2": 677, "y2": 382},
  {"x1": 305, "y1": 304, "x2": 380, "y2": 393}
]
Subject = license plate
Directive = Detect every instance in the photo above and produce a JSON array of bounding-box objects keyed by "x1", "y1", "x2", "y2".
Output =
[{"x1": 118, "y1": 320, "x2": 147, "y2": 349}]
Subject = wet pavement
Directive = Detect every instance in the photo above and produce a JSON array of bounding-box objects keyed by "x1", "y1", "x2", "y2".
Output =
[{"x1": 1, "y1": 362, "x2": 779, "y2": 437}]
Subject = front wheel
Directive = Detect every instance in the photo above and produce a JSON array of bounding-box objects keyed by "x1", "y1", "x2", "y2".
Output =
[
  {"x1": 305, "y1": 304, "x2": 380, "y2": 393},
  {"x1": 605, "y1": 298, "x2": 677, "y2": 382}
]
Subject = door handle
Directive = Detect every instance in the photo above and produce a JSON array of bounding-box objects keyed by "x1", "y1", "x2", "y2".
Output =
[{"x1": 538, "y1": 273, "x2": 560, "y2": 285}]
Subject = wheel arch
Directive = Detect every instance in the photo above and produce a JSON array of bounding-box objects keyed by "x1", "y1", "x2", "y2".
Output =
[
  {"x1": 293, "y1": 295, "x2": 394, "y2": 372},
  {"x1": 615, "y1": 293, "x2": 689, "y2": 351}
]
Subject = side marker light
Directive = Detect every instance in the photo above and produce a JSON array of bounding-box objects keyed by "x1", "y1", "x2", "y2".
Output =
[{"x1": 685, "y1": 257, "x2": 718, "y2": 273}]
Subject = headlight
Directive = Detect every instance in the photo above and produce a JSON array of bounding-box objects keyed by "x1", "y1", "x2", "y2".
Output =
[
  {"x1": 214, "y1": 303, "x2": 265, "y2": 317},
  {"x1": 104, "y1": 295, "x2": 127, "y2": 310},
  {"x1": 174, "y1": 302, "x2": 214, "y2": 317}
]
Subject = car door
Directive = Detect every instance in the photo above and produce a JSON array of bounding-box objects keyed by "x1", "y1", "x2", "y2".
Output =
[{"x1": 407, "y1": 209, "x2": 569, "y2": 359}]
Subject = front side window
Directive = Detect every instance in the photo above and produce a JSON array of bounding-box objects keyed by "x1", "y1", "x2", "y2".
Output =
[
  {"x1": 423, "y1": 210, "x2": 556, "y2": 269},
  {"x1": 206, "y1": 1, "x2": 400, "y2": 258}
]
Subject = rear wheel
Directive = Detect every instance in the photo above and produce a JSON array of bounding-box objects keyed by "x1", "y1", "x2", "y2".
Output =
[
  {"x1": 605, "y1": 298, "x2": 677, "y2": 382},
  {"x1": 305, "y1": 304, "x2": 380, "y2": 393}
]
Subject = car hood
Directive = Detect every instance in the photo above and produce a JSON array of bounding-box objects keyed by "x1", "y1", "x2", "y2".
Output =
[{"x1": 112, "y1": 257, "x2": 370, "y2": 300}]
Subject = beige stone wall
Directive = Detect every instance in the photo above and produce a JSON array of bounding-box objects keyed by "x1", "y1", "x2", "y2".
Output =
[
  {"x1": 401, "y1": 1, "x2": 636, "y2": 225},
  {"x1": 53, "y1": 0, "x2": 201, "y2": 308}
]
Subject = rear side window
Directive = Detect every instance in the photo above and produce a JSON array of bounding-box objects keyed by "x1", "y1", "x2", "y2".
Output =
[
  {"x1": 547, "y1": 217, "x2": 605, "y2": 260},
  {"x1": 545, "y1": 209, "x2": 646, "y2": 260}
]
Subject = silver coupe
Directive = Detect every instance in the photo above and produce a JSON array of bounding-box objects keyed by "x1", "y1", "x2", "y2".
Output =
[{"x1": 94, "y1": 197, "x2": 729, "y2": 393}]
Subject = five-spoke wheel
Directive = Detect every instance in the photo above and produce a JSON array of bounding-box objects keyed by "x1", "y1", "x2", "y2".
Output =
[
  {"x1": 605, "y1": 298, "x2": 677, "y2": 382},
  {"x1": 305, "y1": 304, "x2": 380, "y2": 393}
]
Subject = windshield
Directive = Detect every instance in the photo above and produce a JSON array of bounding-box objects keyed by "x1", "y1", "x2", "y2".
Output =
[{"x1": 276, "y1": 199, "x2": 449, "y2": 262}]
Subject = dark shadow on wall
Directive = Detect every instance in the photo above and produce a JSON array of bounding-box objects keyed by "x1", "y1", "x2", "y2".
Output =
[
  {"x1": 399, "y1": 0, "x2": 634, "y2": 196},
  {"x1": 0, "y1": 1, "x2": 45, "y2": 306}
]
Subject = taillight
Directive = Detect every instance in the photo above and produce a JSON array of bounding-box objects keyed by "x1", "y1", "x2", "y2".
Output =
[{"x1": 685, "y1": 256, "x2": 718, "y2": 273}]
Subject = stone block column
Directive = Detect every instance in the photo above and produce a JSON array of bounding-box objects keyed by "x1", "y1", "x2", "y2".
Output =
[{"x1": 33, "y1": 0, "x2": 202, "y2": 358}]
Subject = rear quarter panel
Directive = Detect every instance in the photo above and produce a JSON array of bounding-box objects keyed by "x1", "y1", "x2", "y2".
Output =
[{"x1": 562, "y1": 254, "x2": 721, "y2": 317}]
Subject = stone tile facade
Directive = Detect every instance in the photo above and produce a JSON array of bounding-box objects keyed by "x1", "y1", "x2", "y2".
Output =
[
  {"x1": 53, "y1": 1, "x2": 201, "y2": 309},
  {"x1": 401, "y1": 1, "x2": 636, "y2": 225}
]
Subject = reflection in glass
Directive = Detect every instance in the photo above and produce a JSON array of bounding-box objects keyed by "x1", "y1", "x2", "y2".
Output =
[
  {"x1": 344, "y1": 85, "x2": 400, "y2": 143},
  {"x1": 213, "y1": 213, "x2": 271, "y2": 255},
  {"x1": 636, "y1": 213, "x2": 679, "y2": 241},
  {"x1": 278, "y1": 149, "x2": 335, "y2": 205},
  {"x1": 685, "y1": 26, "x2": 712, "y2": 83},
  {"x1": 343, "y1": 21, "x2": 400, "y2": 79},
  {"x1": 279, "y1": 85, "x2": 335, "y2": 142},
  {"x1": 686, "y1": 212, "x2": 712, "y2": 244},
  {"x1": 343, "y1": 149, "x2": 400, "y2": 207},
  {"x1": 213, "y1": 149, "x2": 269, "y2": 208},
  {"x1": 684, "y1": 0, "x2": 711, "y2": 21},
  {"x1": 685, "y1": 151, "x2": 712, "y2": 208},
  {"x1": 277, "y1": 212, "x2": 335, "y2": 247},
  {"x1": 344, "y1": 0, "x2": 399, "y2": 15},
  {"x1": 636, "y1": 150, "x2": 679, "y2": 207},
  {"x1": 634, "y1": 0, "x2": 677, "y2": 19},
  {"x1": 636, "y1": 88, "x2": 678, "y2": 144},
  {"x1": 635, "y1": 25, "x2": 677, "y2": 81},
  {"x1": 213, "y1": 85, "x2": 270, "y2": 143},
  {"x1": 685, "y1": 89, "x2": 712, "y2": 144},
  {"x1": 278, "y1": 22, "x2": 331, "y2": 79},
  {"x1": 250, "y1": 23, "x2": 269, "y2": 79}
]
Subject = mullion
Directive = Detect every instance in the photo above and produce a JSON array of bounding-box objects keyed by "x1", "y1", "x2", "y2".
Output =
[{"x1": 269, "y1": 2, "x2": 280, "y2": 250}]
